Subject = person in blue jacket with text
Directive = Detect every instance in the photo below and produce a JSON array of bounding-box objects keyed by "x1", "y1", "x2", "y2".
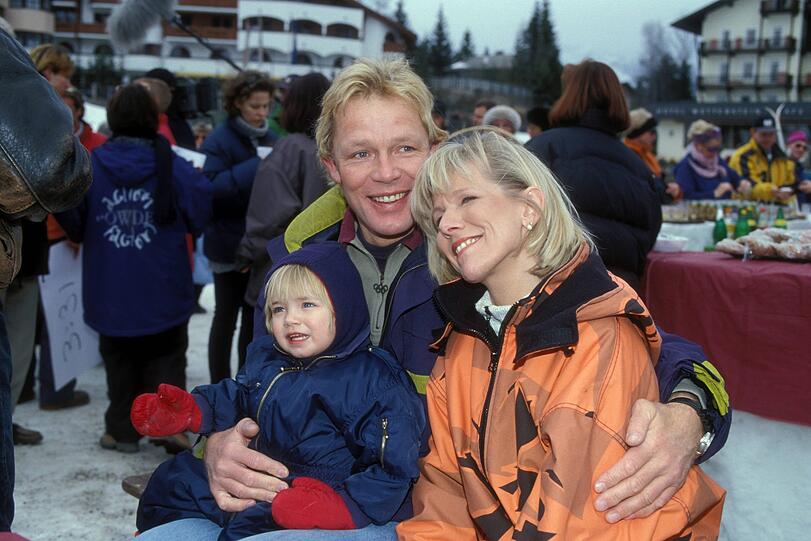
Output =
[{"x1": 57, "y1": 84, "x2": 212, "y2": 453}]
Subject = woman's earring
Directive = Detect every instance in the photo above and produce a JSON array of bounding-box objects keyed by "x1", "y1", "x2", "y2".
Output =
[{"x1": 525, "y1": 222, "x2": 534, "y2": 231}]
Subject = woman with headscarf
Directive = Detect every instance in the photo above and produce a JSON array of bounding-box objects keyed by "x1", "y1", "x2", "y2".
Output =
[{"x1": 674, "y1": 120, "x2": 741, "y2": 200}]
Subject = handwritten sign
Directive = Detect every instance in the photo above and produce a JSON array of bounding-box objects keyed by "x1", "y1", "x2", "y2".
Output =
[{"x1": 39, "y1": 242, "x2": 101, "y2": 389}]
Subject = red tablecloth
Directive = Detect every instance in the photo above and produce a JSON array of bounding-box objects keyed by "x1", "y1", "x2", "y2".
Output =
[{"x1": 644, "y1": 251, "x2": 811, "y2": 426}]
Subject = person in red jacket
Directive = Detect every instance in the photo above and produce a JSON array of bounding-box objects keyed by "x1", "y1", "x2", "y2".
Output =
[{"x1": 62, "y1": 87, "x2": 107, "y2": 153}]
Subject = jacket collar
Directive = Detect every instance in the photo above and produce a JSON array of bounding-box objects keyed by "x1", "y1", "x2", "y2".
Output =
[
  {"x1": 337, "y1": 209, "x2": 423, "y2": 250},
  {"x1": 558, "y1": 108, "x2": 621, "y2": 137},
  {"x1": 746, "y1": 136, "x2": 787, "y2": 160},
  {"x1": 434, "y1": 245, "x2": 619, "y2": 359}
]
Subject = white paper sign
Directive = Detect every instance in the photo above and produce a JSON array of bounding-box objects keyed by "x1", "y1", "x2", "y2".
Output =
[
  {"x1": 172, "y1": 145, "x2": 207, "y2": 169},
  {"x1": 257, "y1": 146, "x2": 273, "y2": 159},
  {"x1": 39, "y1": 243, "x2": 102, "y2": 389}
]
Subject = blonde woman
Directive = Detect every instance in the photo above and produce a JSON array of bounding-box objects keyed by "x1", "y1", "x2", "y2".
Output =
[{"x1": 397, "y1": 127, "x2": 725, "y2": 540}]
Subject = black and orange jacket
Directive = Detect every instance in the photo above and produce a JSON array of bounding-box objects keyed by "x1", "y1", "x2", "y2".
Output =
[{"x1": 397, "y1": 246, "x2": 725, "y2": 540}]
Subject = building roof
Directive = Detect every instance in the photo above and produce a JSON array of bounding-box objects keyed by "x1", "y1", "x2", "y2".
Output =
[
  {"x1": 672, "y1": 0, "x2": 733, "y2": 34},
  {"x1": 303, "y1": 0, "x2": 416, "y2": 47},
  {"x1": 651, "y1": 101, "x2": 811, "y2": 124}
]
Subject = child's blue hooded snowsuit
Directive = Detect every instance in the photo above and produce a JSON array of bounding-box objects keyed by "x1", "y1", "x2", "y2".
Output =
[{"x1": 136, "y1": 242, "x2": 426, "y2": 541}]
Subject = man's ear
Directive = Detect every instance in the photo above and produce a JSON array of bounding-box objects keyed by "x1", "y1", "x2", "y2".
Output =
[{"x1": 322, "y1": 156, "x2": 342, "y2": 185}]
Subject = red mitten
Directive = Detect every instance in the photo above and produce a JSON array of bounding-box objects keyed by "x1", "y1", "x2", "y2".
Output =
[
  {"x1": 271, "y1": 477, "x2": 355, "y2": 530},
  {"x1": 130, "y1": 383, "x2": 202, "y2": 437}
]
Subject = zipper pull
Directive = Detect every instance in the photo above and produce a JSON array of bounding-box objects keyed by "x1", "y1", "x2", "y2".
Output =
[
  {"x1": 379, "y1": 417, "x2": 389, "y2": 467},
  {"x1": 489, "y1": 352, "x2": 498, "y2": 373}
]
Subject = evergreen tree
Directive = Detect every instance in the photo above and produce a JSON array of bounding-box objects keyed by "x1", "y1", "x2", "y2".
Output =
[
  {"x1": 394, "y1": 0, "x2": 408, "y2": 28},
  {"x1": 636, "y1": 22, "x2": 693, "y2": 103},
  {"x1": 428, "y1": 6, "x2": 454, "y2": 76},
  {"x1": 512, "y1": 1, "x2": 562, "y2": 103},
  {"x1": 456, "y1": 29, "x2": 475, "y2": 62},
  {"x1": 410, "y1": 38, "x2": 433, "y2": 79}
]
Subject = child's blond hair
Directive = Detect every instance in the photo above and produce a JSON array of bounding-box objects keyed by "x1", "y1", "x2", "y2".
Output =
[{"x1": 263, "y1": 264, "x2": 334, "y2": 331}]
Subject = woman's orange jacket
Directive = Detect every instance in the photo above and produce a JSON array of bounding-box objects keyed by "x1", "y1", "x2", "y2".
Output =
[{"x1": 397, "y1": 246, "x2": 724, "y2": 540}]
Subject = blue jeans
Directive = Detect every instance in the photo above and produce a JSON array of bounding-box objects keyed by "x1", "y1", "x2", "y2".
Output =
[
  {"x1": 134, "y1": 518, "x2": 398, "y2": 541},
  {"x1": 0, "y1": 309, "x2": 15, "y2": 531}
]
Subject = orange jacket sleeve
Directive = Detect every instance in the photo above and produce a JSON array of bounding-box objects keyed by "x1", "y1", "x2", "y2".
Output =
[{"x1": 533, "y1": 318, "x2": 724, "y2": 540}]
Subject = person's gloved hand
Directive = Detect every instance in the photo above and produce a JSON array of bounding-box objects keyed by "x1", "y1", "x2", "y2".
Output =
[
  {"x1": 271, "y1": 477, "x2": 355, "y2": 530},
  {"x1": 130, "y1": 383, "x2": 201, "y2": 437}
]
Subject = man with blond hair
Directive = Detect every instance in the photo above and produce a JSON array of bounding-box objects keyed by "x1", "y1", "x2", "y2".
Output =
[{"x1": 138, "y1": 58, "x2": 731, "y2": 541}]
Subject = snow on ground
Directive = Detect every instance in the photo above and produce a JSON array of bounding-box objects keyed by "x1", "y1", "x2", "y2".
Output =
[{"x1": 9, "y1": 285, "x2": 811, "y2": 539}]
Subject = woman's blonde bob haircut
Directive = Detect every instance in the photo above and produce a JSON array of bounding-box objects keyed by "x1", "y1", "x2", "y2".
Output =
[
  {"x1": 412, "y1": 126, "x2": 594, "y2": 284},
  {"x1": 315, "y1": 57, "x2": 447, "y2": 160},
  {"x1": 263, "y1": 264, "x2": 334, "y2": 332}
]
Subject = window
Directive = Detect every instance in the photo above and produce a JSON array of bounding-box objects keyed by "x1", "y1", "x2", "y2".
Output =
[
  {"x1": 242, "y1": 17, "x2": 283, "y2": 32},
  {"x1": 94, "y1": 43, "x2": 113, "y2": 56},
  {"x1": 170, "y1": 46, "x2": 191, "y2": 58},
  {"x1": 720, "y1": 62, "x2": 730, "y2": 83},
  {"x1": 771, "y1": 61, "x2": 780, "y2": 81},
  {"x1": 93, "y1": 12, "x2": 109, "y2": 24},
  {"x1": 293, "y1": 52, "x2": 312, "y2": 65},
  {"x1": 722, "y1": 30, "x2": 731, "y2": 49},
  {"x1": 210, "y1": 48, "x2": 230, "y2": 60},
  {"x1": 248, "y1": 49, "x2": 270, "y2": 62},
  {"x1": 211, "y1": 15, "x2": 234, "y2": 28},
  {"x1": 15, "y1": 31, "x2": 51, "y2": 47},
  {"x1": 741, "y1": 95, "x2": 752, "y2": 102},
  {"x1": 10, "y1": 0, "x2": 51, "y2": 9},
  {"x1": 58, "y1": 41, "x2": 74, "y2": 53},
  {"x1": 746, "y1": 28, "x2": 757, "y2": 45},
  {"x1": 179, "y1": 13, "x2": 193, "y2": 26},
  {"x1": 291, "y1": 19, "x2": 321, "y2": 35},
  {"x1": 772, "y1": 27, "x2": 782, "y2": 47},
  {"x1": 54, "y1": 8, "x2": 77, "y2": 23},
  {"x1": 743, "y1": 62, "x2": 754, "y2": 78},
  {"x1": 326, "y1": 24, "x2": 358, "y2": 39}
]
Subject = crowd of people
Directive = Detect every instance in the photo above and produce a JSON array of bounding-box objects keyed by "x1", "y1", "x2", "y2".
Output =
[{"x1": 0, "y1": 27, "x2": 744, "y2": 540}]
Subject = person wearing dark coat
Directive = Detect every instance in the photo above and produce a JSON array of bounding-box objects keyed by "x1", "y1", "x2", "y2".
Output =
[
  {"x1": 201, "y1": 71, "x2": 277, "y2": 384},
  {"x1": 236, "y1": 73, "x2": 331, "y2": 308},
  {"x1": 133, "y1": 242, "x2": 425, "y2": 541},
  {"x1": 144, "y1": 68, "x2": 196, "y2": 150},
  {"x1": 525, "y1": 60, "x2": 662, "y2": 290},
  {"x1": 56, "y1": 85, "x2": 212, "y2": 453}
]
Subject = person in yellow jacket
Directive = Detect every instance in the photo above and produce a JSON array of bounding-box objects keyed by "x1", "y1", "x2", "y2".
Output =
[
  {"x1": 398, "y1": 127, "x2": 724, "y2": 541},
  {"x1": 728, "y1": 116, "x2": 797, "y2": 202}
]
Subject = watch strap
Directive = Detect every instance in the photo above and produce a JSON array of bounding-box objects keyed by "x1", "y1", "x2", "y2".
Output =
[{"x1": 667, "y1": 396, "x2": 714, "y2": 435}]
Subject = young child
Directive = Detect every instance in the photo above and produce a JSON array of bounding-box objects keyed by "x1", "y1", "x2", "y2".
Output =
[{"x1": 131, "y1": 242, "x2": 426, "y2": 541}]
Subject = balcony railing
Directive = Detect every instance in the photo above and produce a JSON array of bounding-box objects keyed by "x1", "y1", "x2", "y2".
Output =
[
  {"x1": 761, "y1": 0, "x2": 799, "y2": 15},
  {"x1": 699, "y1": 72, "x2": 792, "y2": 89},
  {"x1": 54, "y1": 21, "x2": 105, "y2": 34},
  {"x1": 701, "y1": 36, "x2": 796, "y2": 54},
  {"x1": 757, "y1": 72, "x2": 793, "y2": 86},
  {"x1": 763, "y1": 36, "x2": 797, "y2": 52},
  {"x1": 164, "y1": 24, "x2": 236, "y2": 40},
  {"x1": 178, "y1": 0, "x2": 237, "y2": 7}
]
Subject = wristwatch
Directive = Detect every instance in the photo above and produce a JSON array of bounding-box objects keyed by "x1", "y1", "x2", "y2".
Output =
[{"x1": 667, "y1": 396, "x2": 715, "y2": 457}]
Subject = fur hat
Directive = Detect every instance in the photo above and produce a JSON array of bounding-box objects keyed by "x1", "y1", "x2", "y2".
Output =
[{"x1": 482, "y1": 105, "x2": 521, "y2": 133}]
